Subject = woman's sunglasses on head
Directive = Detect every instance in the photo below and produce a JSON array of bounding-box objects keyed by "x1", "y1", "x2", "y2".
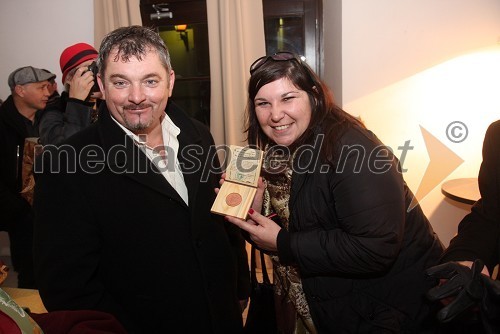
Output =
[{"x1": 249, "y1": 52, "x2": 307, "y2": 74}]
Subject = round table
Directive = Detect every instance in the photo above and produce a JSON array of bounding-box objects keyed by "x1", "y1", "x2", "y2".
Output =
[{"x1": 441, "y1": 178, "x2": 480, "y2": 205}]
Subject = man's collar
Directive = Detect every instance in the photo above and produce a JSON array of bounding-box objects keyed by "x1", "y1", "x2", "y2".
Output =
[{"x1": 109, "y1": 112, "x2": 180, "y2": 148}]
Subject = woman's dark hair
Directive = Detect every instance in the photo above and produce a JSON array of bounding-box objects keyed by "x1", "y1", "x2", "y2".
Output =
[{"x1": 245, "y1": 53, "x2": 365, "y2": 164}]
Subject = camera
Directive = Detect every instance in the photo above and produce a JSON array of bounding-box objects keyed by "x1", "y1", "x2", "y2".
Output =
[{"x1": 86, "y1": 61, "x2": 100, "y2": 93}]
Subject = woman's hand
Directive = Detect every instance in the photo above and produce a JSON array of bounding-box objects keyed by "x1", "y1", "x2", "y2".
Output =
[
  {"x1": 214, "y1": 172, "x2": 227, "y2": 195},
  {"x1": 251, "y1": 177, "x2": 266, "y2": 213},
  {"x1": 225, "y1": 208, "x2": 281, "y2": 252}
]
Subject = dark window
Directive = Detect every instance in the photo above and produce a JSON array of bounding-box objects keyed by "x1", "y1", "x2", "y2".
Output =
[
  {"x1": 263, "y1": 0, "x2": 322, "y2": 74},
  {"x1": 140, "y1": 0, "x2": 322, "y2": 125},
  {"x1": 140, "y1": 0, "x2": 211, "y2": 124}
]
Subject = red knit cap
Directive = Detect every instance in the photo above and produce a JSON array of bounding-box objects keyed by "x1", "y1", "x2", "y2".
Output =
[{"x1": 60, "y1": 43, "x2": 98, "y2": 83}]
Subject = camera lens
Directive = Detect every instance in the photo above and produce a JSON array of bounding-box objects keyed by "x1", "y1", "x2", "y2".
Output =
[{"x1": 87, "y1": 62, "x2": 100, "y2": 93}]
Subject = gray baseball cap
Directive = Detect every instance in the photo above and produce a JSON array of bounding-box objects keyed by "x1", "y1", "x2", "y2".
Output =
[{"x1": 8, "y1": 66, "x2": 56, "y2": 89}]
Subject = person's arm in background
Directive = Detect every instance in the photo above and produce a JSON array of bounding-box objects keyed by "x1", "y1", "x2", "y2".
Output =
[{"x1": 39, "y1": 94, "x2": 94, "y2": 146}]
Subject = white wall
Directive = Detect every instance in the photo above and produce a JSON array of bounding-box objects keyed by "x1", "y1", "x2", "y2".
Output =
[
  {"x1": 323, "y1": 0, "x2": 500, "y2": 246},
  {"x1": 0, "y1": 0, "x2": 94, "y2": 100}
]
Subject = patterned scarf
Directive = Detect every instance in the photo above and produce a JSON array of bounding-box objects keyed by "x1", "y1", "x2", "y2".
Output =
[{"x1": 262, "y1": 146, "x2": 317, "y2": 334}]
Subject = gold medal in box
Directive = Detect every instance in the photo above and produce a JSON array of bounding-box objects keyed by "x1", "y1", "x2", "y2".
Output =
[{"x1": 211, "y1": 145, "x2": 263, "y2": 219}]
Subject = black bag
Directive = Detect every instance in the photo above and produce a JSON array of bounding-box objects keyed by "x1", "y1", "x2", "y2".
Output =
[{"x1": 244, "y1": 246, "x2": 277, "y2": 333}]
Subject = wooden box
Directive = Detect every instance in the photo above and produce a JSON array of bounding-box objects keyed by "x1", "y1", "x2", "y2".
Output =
[{"x1": 211, "y1": 145, "x2": 263, "y2": 219}]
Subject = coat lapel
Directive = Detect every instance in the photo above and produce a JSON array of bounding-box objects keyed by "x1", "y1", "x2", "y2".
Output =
[
  {"x1": 168, "y1": 102, "x2": 203, "y2": 211},
  {"x1": 97, "y1": 104, "x2": 187, "y2": 207}
]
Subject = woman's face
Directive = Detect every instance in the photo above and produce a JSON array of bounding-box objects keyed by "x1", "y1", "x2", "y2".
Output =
[{"x1": 254, "y1": 77, "x2": 312, "y2": 147}]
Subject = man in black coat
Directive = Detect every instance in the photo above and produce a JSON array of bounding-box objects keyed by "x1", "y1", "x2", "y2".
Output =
[
  {"x1": 0, "y1": 66, "x2": 55, "y2": 288},
  {"x1": 33, "y1": 26, "x2": 249, "y2": 333}
]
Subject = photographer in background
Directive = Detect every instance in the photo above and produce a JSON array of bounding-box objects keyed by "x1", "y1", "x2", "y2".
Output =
[{"x1": 39, "y1": 42, "x2": 102, "y2": 146}]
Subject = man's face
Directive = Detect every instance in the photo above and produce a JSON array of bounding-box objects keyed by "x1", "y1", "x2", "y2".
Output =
[
  {"x1": 98, "y1": 48, "x2": 174, "y2": 135},
  {"x1": 47, "y1": 81, "x2": 57, "y2": 95},
  {"x1": 17, "y1": 81, "x2": 51, "y2": 110}
]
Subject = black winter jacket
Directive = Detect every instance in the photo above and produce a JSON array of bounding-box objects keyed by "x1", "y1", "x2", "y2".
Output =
[{"x1": 276, "y1": 126, "x2": 444, "y2": 333}]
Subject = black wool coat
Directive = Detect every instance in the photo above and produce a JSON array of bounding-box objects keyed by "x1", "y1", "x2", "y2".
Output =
[{"x1": 33, "y1": 102, "x2": 249, "y2": 334}]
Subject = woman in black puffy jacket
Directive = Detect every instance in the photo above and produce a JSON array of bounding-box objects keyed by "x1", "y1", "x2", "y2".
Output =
[{"x1": 225, "y1": 52, "x2": 445, "y2": 333}]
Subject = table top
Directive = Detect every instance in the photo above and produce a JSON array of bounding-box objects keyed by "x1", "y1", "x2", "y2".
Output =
[
  {"x1": 441, "y1": 177, "x2": 480, "y2": 205},
  {"x1": 2, "y1": 287, "x2": 47, "y2": 313}
]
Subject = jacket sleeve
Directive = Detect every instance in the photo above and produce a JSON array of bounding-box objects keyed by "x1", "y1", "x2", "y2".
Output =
[
  {"x1": 33, "y1": 147, "x2": 127, "y2": 320},
  {"x1": 278, "y1": 131, "x2": 408, "y2": 276},
  {"x1": 440, "y1": 121, "x2": 500, "y2": 271},
  {"x1": 39, "y1": 98, "x2": 93, "y2": 145}
]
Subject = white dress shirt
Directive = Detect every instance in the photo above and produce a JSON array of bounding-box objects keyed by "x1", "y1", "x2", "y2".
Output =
[{"x1": 111, "y1": 114, "x2": 189, "y2": 205}]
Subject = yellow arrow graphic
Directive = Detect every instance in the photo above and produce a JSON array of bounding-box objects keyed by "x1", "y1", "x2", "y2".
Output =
[{"x1": 408, "y1": 126, "x2": 464, "y2": 211}]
